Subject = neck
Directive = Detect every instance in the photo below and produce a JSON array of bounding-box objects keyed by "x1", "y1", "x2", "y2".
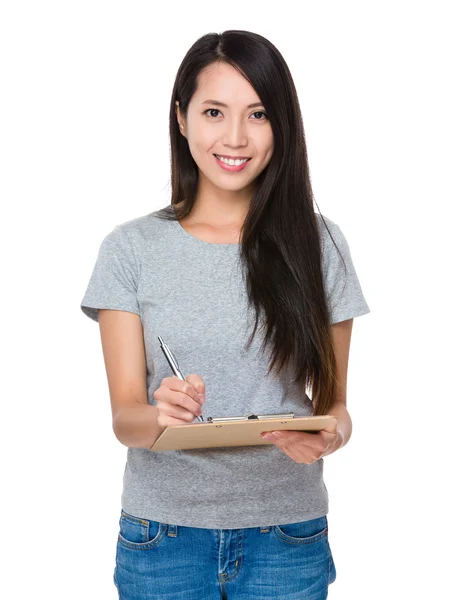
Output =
[{"x1": 187, "y1": 173, "x2": 253, "y2": 228}]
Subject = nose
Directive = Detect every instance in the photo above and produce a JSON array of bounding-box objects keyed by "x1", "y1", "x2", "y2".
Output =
[{"x1": 222, "y1": 116, "x2": 248, "y2": 148}]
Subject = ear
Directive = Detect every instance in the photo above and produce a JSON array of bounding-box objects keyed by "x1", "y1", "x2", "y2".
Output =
[{"x1": 175, "y1": 101, "x2": 186, "y2": 137}]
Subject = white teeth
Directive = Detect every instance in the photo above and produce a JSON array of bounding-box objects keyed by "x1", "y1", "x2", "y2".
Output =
[{"x1": 216, "y1": 155, "x2": 249, "y2": 166}]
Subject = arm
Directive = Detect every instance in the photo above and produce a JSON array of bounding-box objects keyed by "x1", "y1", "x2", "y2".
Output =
[
  {"x1": 98, "y1": 309, "x2": 165, "y2": 449},
  {"x1": 326, "y1": 318, "x2": 354, "y2": 453},
  {"x1": 113, "y1": 404, "x2": 166, "y2": 449}
]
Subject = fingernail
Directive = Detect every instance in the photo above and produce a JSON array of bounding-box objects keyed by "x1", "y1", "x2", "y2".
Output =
[{"x1": 262, "y1": 434, "x2": 274, "y2": 440}]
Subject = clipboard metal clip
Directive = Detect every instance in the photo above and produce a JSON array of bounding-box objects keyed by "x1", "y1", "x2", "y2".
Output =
[{"x1": 207, "y1": 412, "x2": 295, "y2": 423}]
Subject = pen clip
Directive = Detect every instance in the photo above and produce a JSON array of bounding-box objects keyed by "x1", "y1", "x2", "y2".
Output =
[{"x1": 246, "y1": 413, "x2": 295, "y2": 420}]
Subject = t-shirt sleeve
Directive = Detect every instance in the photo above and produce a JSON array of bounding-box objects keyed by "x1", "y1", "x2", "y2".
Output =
[
  {"x1": 321, "y1": 220, "x2": 371, "y2": 325},
  {"x1": 80, "y1": 225, "x2": 141, "y2": 323}
]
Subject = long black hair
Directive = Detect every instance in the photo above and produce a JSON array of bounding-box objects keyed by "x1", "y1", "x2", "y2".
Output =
[{"x1": 155, "y1": 30, "x2": 346, "y2": 415}]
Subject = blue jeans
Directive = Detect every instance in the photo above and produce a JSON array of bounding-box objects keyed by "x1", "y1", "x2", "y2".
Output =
[{"x1": 113, "y1": 508, "x2": 337, "y2": 599}]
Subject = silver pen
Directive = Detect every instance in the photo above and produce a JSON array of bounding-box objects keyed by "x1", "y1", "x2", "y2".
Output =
[{"x1": 158, "y1": 336, "x2": 204, "y2": 422}]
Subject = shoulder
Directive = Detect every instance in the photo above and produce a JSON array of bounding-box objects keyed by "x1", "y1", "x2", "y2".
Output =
[
  {"x1": 104, "y1": 208, "x2": 172, "y2": 251},
  {"x1": 315, "y1": 213, "x2": 342, "y2": 249},
  {"x1": 315, "y1": 212, "x2": 338, "y2": 232},
  {"x1": 314, "y1": 214, "x2": 353, "y2": 275},
  {"x1": 113, "y1": 211, "x2": 161, "y2": 239}
]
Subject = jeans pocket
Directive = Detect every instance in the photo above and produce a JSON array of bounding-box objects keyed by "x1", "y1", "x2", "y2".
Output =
[
  {"x1": 273, "y1": 515, "x2": 328, "y2": 545},
  {"x1": 117, "y1": 509, "x2": 166, "y2": 550}
]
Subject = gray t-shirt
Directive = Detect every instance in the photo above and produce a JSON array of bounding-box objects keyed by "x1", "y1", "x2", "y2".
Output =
[{"x1": 81, "y1": 205, "x2": 370, "y2": 529}]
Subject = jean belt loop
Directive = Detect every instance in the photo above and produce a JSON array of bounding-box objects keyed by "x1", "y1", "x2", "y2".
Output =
[{"x1": 260, "y1": 526, "x2": 271, "y2": 534}]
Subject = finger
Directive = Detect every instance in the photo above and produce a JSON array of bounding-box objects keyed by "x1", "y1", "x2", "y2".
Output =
[
  {"x1": 268, "y1": 432, "x2": 329, "y2": 455},
  {"x1": 262, "y1": 430, "x2": 324, "y2": 448},
  {"x1": 157, "y1": 398, "x2": 202, "y2": 421},
  {"x1": 159, "y1": 386, "x2": 203, "y2": 418},
  {"x1": 165, "y1": 376, "x2": 200, "y2": 404},
  {"x1": 158, "y1": 405, "x2": 201, "y2": 425},
  {"x1": 277, "y1": 442, "x2": 320, "y2": 465},
  {"x1": 185, "y1": 374, "x2": 206, "y2": 404},
  {"x1": 321, "y1": 418, "x2": 338, "y2": 434}
]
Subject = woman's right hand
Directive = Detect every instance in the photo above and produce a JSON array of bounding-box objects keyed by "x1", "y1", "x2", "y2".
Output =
[{"x1": 154, "y1": 374, "x2": 206, "y2": 428}]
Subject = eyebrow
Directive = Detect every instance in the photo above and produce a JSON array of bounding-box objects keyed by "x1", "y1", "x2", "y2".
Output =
[{"x1": 201, "y1": 99, "x2": 264, "y2": 109}]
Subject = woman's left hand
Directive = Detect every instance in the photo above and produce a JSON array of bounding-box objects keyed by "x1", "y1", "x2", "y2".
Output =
[{"x1": 260, "y1": 421, "x2": 342, "y2": 464}]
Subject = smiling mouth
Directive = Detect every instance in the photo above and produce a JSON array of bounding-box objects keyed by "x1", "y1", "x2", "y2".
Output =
[{"x1": 214, "y1": 154, "x2": 252, "y2": 164}]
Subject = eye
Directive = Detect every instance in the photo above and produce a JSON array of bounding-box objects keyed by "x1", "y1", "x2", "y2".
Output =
[
  {"x1": 203, "y1": 109, "x2": 268, "y2": 120},
  {"x1": 251, "y1": 111, "x2": 268, "y2": 120},
  {"x1": 203, "y1": 108, "x2": 222, "y2": 118}
]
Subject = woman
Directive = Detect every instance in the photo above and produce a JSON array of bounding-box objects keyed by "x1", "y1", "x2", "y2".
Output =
[{"x1": 81, "y1": 29, "x2": 370, "y2": 600}]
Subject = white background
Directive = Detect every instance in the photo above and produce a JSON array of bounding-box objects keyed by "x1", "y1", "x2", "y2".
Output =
[{"x1": 1, "y1": 1, "x2": 452, "y2": 598}]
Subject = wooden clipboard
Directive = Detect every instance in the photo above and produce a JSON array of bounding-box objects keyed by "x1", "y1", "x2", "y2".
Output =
[{"x1": 149, "y1": 413, "x2": 337, "y2": 452}]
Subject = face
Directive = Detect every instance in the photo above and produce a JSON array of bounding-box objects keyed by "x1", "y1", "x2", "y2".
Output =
[{"x1": 176, "y1": 62, "x2": 274, "y2": 196}]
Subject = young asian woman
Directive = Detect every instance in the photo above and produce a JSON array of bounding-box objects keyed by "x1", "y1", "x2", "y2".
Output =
[{"x1": 81, "y1": 29, "x2": 370, "y2": 600}]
